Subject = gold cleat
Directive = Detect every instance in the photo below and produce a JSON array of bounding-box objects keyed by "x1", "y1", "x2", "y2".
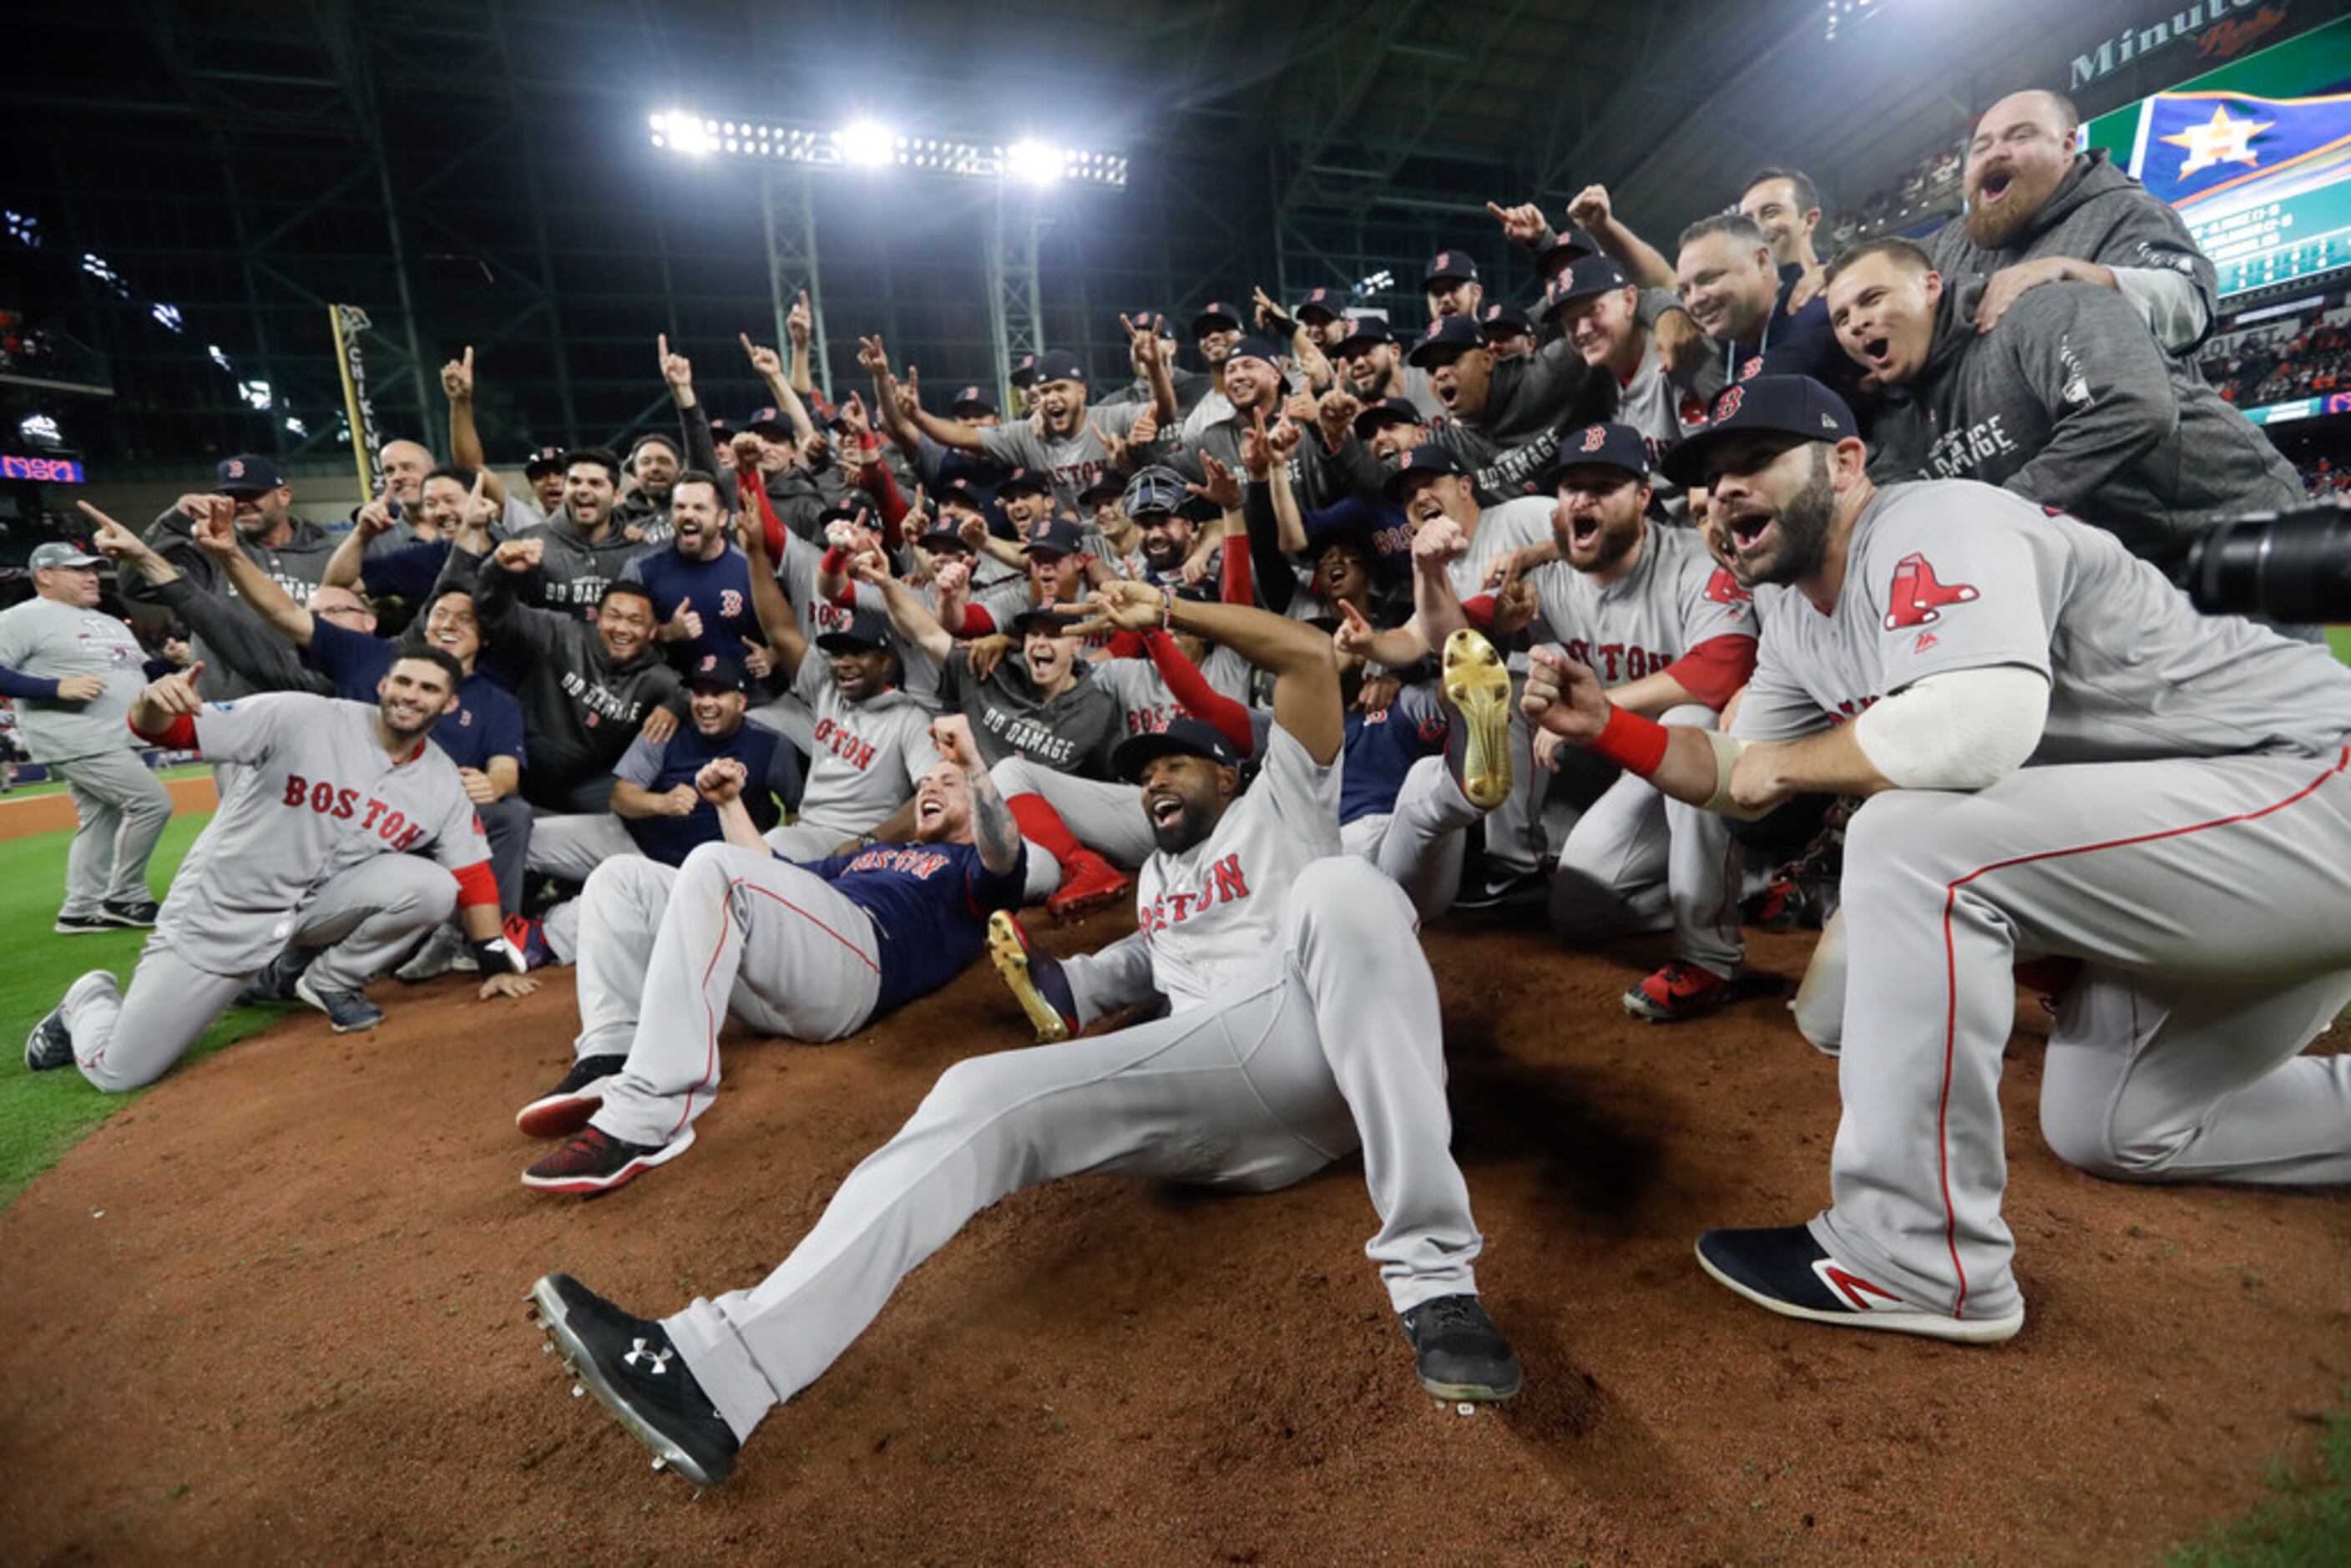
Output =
[
  {"x1": 1442, "y1": 628, "x2": 1514, "y2": 811},
  {"x1": 988, "y1": 910, "x2": 1072, "y2": 1044}
]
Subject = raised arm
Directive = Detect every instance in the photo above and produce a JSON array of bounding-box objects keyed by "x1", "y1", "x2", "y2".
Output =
[
  {"x1": 1075, "y1": 579, "x2": 1342, "y2": 764},
  {"x1": 691, "y1": 758, "x2": 773, "y2": 852},
  {"x1": 931, "y1": 714, "x2": 1020, "y2": 876},
  {"x1": 867, "y1": 336, "x2": 988, "y2": 453},
  {"x1": 186, "y1": 506, "x2": 316, "y2": 645},
  {"x1": 441, "y1": 346, "x2": 510, "y2": 507},
  {"x1": 785, "y1": 288, "x2": 817, "y2": 398},
  {"x1": 741, "y1": 331, "x2": 817, "y2": 448},
  {"x1": 858, "y1": 563, "x2": 955, "y2": 665},
  {"x1": 733, "y1": 494, "x2": 811, "y2": 681},
  {"x1": 1564, "y1": 185, "x2": 1676, "y2": 291}
]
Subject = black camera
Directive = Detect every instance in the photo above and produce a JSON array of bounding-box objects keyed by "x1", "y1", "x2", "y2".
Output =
[{"x1": 2182, "y1": 501, "x2": 2351, "y2": 624}]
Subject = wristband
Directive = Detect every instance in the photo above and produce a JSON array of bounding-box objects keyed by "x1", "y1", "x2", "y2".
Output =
[
  {"x1": 471, "y1": 936, "x2": 523, "y2": 976},
  {"x1": 1590, "y1": 705, "x2": 1670, "y2": 778}
]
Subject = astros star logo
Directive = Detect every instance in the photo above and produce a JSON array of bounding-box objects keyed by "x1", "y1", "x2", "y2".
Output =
[{"x1": 2160, "y1": 103, "x2": 2271, "y2": 178}]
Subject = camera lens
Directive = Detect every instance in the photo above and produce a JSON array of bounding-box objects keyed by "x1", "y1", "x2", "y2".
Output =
[{"x1": 2185, "y1": 507, "x2": 2351, "y2": 625}]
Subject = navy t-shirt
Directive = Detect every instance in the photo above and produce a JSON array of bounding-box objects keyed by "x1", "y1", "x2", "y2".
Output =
[
  {"x1": 620, "y1": 543, "x2": 761, "y2": 670},
  {"x1": 1339, "y1": 683, "x2": 1449, "y2": 826},
  {"x1": 790, "y1": 840, "x2": 1026, "y2": 1017},
  {"x1": 612, "y1": 719, "x2": 796, "y2": 866},
  {"x1": 306, "y1": 618, "x2": 528, "y2": 773},
  {"x1": 1728, "y1": 262, "x2": 1856, "y2": 396},
  {"x1": 358, "y1": 539, "x2": 453, "y2": 608}
]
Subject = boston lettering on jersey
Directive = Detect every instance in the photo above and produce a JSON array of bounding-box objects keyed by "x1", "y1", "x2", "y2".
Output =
[
  {"x1": 1137, "y1": 852, "x2": 1251, "y2": 937},
  {"x1": 842, "y1": 845, "x2": 953, "y2": 879},
  {"x1": 812, "y1": 716, "x2": 879, "y2": 771},
  {"x1": 1559, "y1": 638, "x2": 1679, "y2": 682},
  {"x1": 281, "y1": 772, "x2": 432, "y2": 849}
]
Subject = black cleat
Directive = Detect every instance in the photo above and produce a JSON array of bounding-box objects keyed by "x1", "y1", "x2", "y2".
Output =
[
  {"x1": 99, "y1": 898, "x2": 159, "y2": 928},
  {"x1": 1400, "y1": 1293, "x2": 1523, "y2": 1402},
  {"x1": 53, "y1": 913, "x2": 114, "y2": 935},
  {"x1": 1695, "y1": 1224, "x2": 2023, "y2": 1344},
  {"x1": 528, "y1": 1273, "x2": 740, "y2": 1487},
  {"x1": 516, "y1": 1054, "x2": 630, "y2": 1138},
  {"x1": 294, "y1": 969, "x2": 384, "y2": 1033}
]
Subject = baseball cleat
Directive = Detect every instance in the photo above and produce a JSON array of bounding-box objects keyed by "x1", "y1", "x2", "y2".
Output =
[
  {"x1": 53, "y1": 913, "x2": 114, "y2": 935},
  {"x1": 239, "y1": 946, "x2": 314, "y2": 1006},
  {"x1": 99, "y1": 898, "x2": 159, "y2": 928},
  {"x1": 1044, "y1": 847, "x2": 1131, "y2": 920},
  {"x1": 522, "y1": 1125, "x2": 695, "y2": 1194},
  {"x1": 1695, "y1": 1225, "x2": 2024, "y2": 1345},
  {"x1": 393, "y1": 927, "x2": 475, "y2": 983},
  {"x1": 1441, "y1": 628, "x2": 1513, "y2": 811},
  {"x1": 1399, "y1": 1294, "x2": 1523, "y2": 1402},
  {"x1": 987, "y1": 910, "x2": 1076, "y2": 1044},
  {"x1": 517, "y1": 1054, "x2": 630, "y2": 1139},
  {"x1": 1622, "y1": 961, "x2": 1749, "y2": 1023},
  {"x1": 294, "y1": 969, "x2": 384, "y2": 1033},
  {"x1": 28, "y1": 971, "x2": 119, "y2": 1073},
  {"x1": 527, "y1": 1272, "x2": 740, "y2": 1488}
]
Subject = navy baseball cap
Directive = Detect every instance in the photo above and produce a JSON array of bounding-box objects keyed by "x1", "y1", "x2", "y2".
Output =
[
  {"x1": 1191, "y1": 300, "x2": 1243, "y2": 336},
  {"x1": 1113, "y1": 716, "x2": 1244, "y2": 783},
  {"x1": 995, "y1": 467, "x2": 1051, "y2": 498},
  {"x1": 1335, "y1": 317, "x2": 1397, "y2": 357},
  {"x1": 937, "y1": 476, "x2": 993, "y2": 514},
  {"x1": 1019, "y1": 513, "x2": 1085, "y2": 556},
  {"x1": 1539, "y1": 422, "x2": 1653, "y2": 491},
  {"x1": 742, "y1": 405, "x2": 793, "y2": 436},
  {"x1": 1660, "y1": 375, "x2": 1862, "y2": 488},
  {"x1": 1382, "y1": 443, "x2": 1468, "y2": 501},
  {"x1": 1537, "y1": 226, "x2": 1602, "y2": 276},
  {"x1": 522, "y1": 445, "x2": 568, "y2": 479},
  {"x1": 685, "y1": 653, "x2": 750, "y2": 693},
  {"x1": 30, "y1": 540, "x2": 104, "y2": 570},
  {"x1": 1122, "y1": 465, "x2": 1189, "y2": 518},
  {"x1": 950, "y1": 385, "x2": 998, "y2": 416},
  {"x1": 917, "y1": 517, "x2": 973, "y2": 552},
  {"x1": 1404, "y1": 316, "x2": 1486, "y2": 368},
  {"x1": 1422, "y1": 250, "x2": 1479, "y2": 287},
  {"x1": 1029, "y1": 349, "x2": 1086, "y2": 386},
  {"x1": 1009, "y1": 353, "x2": 1039, "y2": 387},
  {"x1": 1125, "y1": 309, "x2": 1180, "y2": 341},
  {"x1": 216, "y1": 453, "x2": 284, "y2": 494},
  {"x1": 1296, "y1": 286, "x2": 1348, "y2": 321},
  {"x1": 1542, "y1": 255, "x2": 1634, "y2": 323},
  {"x1": 815, "y1": 607, "x2": 896, "y2": 654},
  {"x1": 1222, "y1": 335, "x2": 1286, "y2": 369},
  {"x1": 1076, "y1": 473, "x2": 1126, "y2": 507},
  {"x1": 1479, "y1": 302, "x2": 1535, "y2": 338},
  {"x1": 1352, "y1": 396, "x2": 1424, "y2": 440},
  {"x1": 817, "y1": 499, "x2": 878, "y2": 531},
  {"x1": 1008, "y1": 600, "x2": 1079, "y2": 638}
]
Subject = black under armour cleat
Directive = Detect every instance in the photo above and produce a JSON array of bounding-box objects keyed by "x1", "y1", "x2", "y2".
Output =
[
  {"x1": 99, "y1": 898, "x2": 159, "y2": 928},
  {"x1": 528, "y1": 1272, "x2": 740, "y2": 1488},
  {"x1": 1400, "y1": 1293, "x2": 1523, "y2": 1402}
]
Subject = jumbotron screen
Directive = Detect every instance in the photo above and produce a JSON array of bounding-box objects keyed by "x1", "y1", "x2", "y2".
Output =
[{"x1": 2084, "y1": 16, "x2": 2351, "y2": 300}]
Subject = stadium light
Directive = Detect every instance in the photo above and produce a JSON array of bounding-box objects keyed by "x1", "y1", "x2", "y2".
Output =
[
  {"x1": 648, "y1": 108, "x2": 1126, "y2": 189},
  {"x1": 836, "y1": 120, "x2": 894, "y2": 168}
]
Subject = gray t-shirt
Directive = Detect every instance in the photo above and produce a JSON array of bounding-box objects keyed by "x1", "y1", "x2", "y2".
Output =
[
  {"x1": 1092, "y1": 644, "x2": 1255, "y2": 740},
  {"x1": 936, "y1": 645, "x2": 1123, "y2": 776},
  {"x1": 976, "y1": 401, "x2": 1145, "y2": 512},
  {"x1": 1732, "y1": 480, "x2": 2351, "y2": 761},
  {"x1": 787, "y1": 653, "x2": 938, "y2": 837},
  {"x1": 163, "y1": 692, "x2": 488, "y2": 974},
  {"x1": 0, "y1": 597, "x2": 149, "y2": 761}
]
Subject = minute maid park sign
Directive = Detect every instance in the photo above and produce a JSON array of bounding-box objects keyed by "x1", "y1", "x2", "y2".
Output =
[{"x1": 2070, "y1": 0, "x2": 2293, "y2": 93}]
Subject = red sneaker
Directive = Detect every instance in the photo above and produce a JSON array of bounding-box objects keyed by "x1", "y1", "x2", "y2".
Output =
[
  {"x1": 1622, "y1": 961, "x2": 1742, "y2": 1023},
  {"x1": 1045, "y1": 847, "x2": 1130, "y2": 919}
]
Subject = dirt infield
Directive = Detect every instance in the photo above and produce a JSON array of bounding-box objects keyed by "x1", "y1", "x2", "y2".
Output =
[
  {"x1": 0, "y1": 914, "x2": 2343, "y2": 1563},
  {"x1": 0, "y1": 775, "x2": 218, "y2": 841}
]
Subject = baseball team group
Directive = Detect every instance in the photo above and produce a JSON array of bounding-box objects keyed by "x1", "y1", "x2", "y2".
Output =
[{"x1": 4, "y1": 86, "x2": 2347, "y2": 1490}]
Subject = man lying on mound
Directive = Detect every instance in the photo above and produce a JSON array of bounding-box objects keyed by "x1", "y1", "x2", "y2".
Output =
[{"x1": 526, "y1": 579, "x2": 1518, "y2": 1487}]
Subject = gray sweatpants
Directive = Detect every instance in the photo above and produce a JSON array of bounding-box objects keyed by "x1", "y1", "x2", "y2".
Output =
[
  {"x1": 59, "y1": 856, "x2": 458, "y2": 1092},
  {"x1": 56, "y1": 748, "x2": 174, "y2": 918},
  {"x1": 660, "y1": 857, "x2": 1486, "y2": 1444},
  {"x1": 1545, "y1": 704, "x2": 1744, "y2": 979},
  {"x1": 1810, "y1": 749, "x2": 2351, "y2": 1326}
]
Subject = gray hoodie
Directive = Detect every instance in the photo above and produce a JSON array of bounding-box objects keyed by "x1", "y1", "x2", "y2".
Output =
[
  {"x1": 1927, "y1": 149, "x2": 2217, "y2": 354},
  {"x1": 495, "y1": 507, "x2": 652, "y2": 615},
  {"x1": 134, "y1": 505, "x2": 341, "y2": 701},
  {"x1": 1865, "y1": 276, "x2": 2298, "y2": 565}
]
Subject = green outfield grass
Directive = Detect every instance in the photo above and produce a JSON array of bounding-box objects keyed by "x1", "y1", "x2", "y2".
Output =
[
  {"x1": 0, "y1": 811, "x2": 281, "y2": 1207},
  {"x1": 0, "y1": 762, "x2": 211, "y2": 802},
  {"x1": 2330, "y1": 626, "x2": 2351, "y2": 665}
]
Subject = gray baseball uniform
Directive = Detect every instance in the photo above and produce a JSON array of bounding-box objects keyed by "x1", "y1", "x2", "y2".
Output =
[
  {"x1": 654, "y1": 726, "x2": 1495, "y2": 1448},
  {"x1": 0, "y1": 596, "x2": 173, "y2": 918},
  {"x1": 55, "y1": 692, "x2": 491, "y2": 1091},
  {"x1": 758, "y1": 653, "x2": 936, "y2": 859},
  {"x1": 1733, "y1": 479, "x2": 2351, "y2": 1327},
  {"x1": 977, "y1": 402, "x2": 1147, "y2": 512},
  {"x1": 1523, "y1": 522, "x2": 1757, "y2": 978}
]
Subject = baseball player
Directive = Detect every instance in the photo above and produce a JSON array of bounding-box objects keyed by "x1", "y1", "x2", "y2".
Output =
[
  {"x1": 1543, "y1": 257, "x2": 1710, "y2": 501},
  {"x1": 617, "y1": 470, "x2": 765, "y2": 669},
  {"x1": 513, "y1": 712, "x2": 1025, "y2": 1191},
  {"x1": 24, "y1": 650, "x2": 537, "y2": 1086},
  {"x1": 0, "y1": 539, "x2": 174, "y2": 932},
  {"x1": 1436, "y1": 424, "x2": 1761, "y2": 1019},
  {"x1": 527, "y1": 579, "x2": 1520, "y2": 1488},
  {"x1": 1524, "y1": 375, "x2": 2351, "y2": 1343},
  {"x1": 134, "y1": 458, "x2": 336, "y2": 705},
  {"x1": 483, "y1": 448, "x2": 646, "y2": 615}
]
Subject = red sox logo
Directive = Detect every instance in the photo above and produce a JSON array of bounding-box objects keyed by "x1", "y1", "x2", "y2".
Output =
[
  {"x1": 1712, "y1": 387, "x2": 1744, "y2": 422},
  {"x1": 1434, "y1": 252, "x2": 1454, "y2": 274},
  {"x1": 1579, "y1": 425, "x2": 1608, "y2": 453},
  {"x1": 1882, "y1": 552, "x2": 1979, "y2": 630},
  {"x1": 1737, "y1": 356, "x2": 1765, "y2": 382},
  {"x1": 225, "y1": 458, "x2": 245, "y2": 479},
  {"x1": 1703, "y1": 567, "x2": 1752, "y2": 604}
]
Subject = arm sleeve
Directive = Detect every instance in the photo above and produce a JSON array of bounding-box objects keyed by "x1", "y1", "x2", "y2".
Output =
[
  {"x1": 2110, "y1": 265, "x2": 2210, "y2": 356},
  {"x1": 857, "y1": 454, "x2": 909, "y2": 546},
  {"x1": 1659, "y1": 635, "x2": 1758, "y2": 710},
  {"x1": 149, "y1": 577, "x2": 326, "y2": 695},
  {"x1": 738, "y1": 463, "x2": 791, "y2": 559},
  {"x1": 1143, "y1": 630, "x2": 1255, "y2": 755},
  {"x1": 611, "y1": 732, "x2": 664, "y2": 789},
  {"x1": 1242, "y1": 485, "x2": 1297, "y2": 615},
  {"x1": 680, "y1": 401, "x2": 725, "y2": 497},
  {"x1": 1852, "y1": 665, "x2": 2050, "y2": 790},
  {"x1": 0, "y1": 665, "x2": 60, "y2": 701}
]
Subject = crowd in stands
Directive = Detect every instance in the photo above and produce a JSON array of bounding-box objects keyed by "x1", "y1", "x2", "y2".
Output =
[{"x1": 2202, "y1": 313, "x2": 2351, "y2": 407}]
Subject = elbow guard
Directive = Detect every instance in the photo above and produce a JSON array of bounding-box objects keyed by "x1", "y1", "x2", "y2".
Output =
[{"x1": 1853, "y1": 666, "x2": 2050, "y2": 791}]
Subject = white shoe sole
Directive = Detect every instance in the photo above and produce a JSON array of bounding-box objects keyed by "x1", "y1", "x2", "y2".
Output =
[
  {"x1": 1442, "y1": 630, "x2": 1513, "y2": 812},
  {"x1": 1694, "y1": 1240, "x2": 2023, "y2": 1344}
]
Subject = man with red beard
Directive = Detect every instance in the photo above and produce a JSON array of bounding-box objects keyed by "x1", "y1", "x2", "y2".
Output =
[{"x1": 1928, "y1": 89, "x2": 2215, "y2": 356}]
